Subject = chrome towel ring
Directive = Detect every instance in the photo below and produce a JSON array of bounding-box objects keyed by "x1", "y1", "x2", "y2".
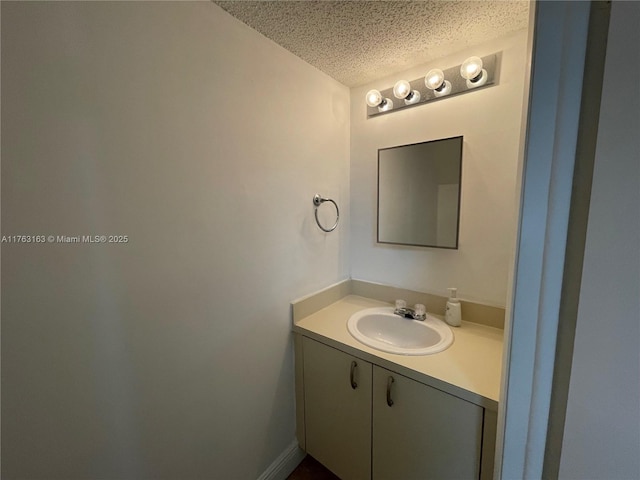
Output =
[{"x1": 313, "y1": 194, "x2": 339, "y2": 232}]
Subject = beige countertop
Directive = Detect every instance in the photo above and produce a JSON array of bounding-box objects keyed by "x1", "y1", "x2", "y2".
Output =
[{"x1": 293, "y1": 294, "x2": 504, "y2": 410}]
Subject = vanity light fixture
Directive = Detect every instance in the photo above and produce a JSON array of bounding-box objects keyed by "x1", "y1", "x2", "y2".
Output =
[
  {"x1": 365, "y1": 53, "x2": 498, "y2": 118},
  {"x1": 460, "y1": 56, "x2": 488, "y2": 88},
  {"x1": 393, "y1": 80, "x2": 421, "y2": 105},
  {"x1": 424, "y1": 69, "x2": 452, "y2": 97},
  {"x1": 366, "y1": 89, "x2": 394, "y2": 112}
]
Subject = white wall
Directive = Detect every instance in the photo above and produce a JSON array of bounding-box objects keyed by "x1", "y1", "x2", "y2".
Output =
[
  {"x1": 1, "y1": 2, "x2": 349, "y2": 479},
  {"x1": 350, "y1": 30, "x2": 528, "y2": 307},
  {"x1": 559, "y1": 2, "x2": 640, "y2": 478}
]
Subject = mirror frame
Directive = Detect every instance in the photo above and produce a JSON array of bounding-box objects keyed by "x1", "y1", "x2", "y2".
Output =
[{"x1": 376, "y1": 136, "x2": 463, "y2": 249}]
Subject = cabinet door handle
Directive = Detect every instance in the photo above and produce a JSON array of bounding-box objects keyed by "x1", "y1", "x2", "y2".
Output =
[
  {"x1": 350, "y1": 361, "x2": 358, "y2": 389},
  {"x1": 386, "y1": 376, "x2": 394, "y2": 407}
]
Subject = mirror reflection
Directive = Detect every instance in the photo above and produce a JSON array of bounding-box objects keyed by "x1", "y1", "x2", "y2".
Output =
[{"x1": 378, "y1": 136, "x2": 463, "y2": 249}]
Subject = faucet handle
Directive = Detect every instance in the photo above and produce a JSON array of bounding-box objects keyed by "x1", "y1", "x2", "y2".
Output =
[
  {"x1": 395, "y1": 299, "x2": 407, "y2": 310},
  {"x1": 414, "y1": 304, "x2": 426, "y2": 316}
]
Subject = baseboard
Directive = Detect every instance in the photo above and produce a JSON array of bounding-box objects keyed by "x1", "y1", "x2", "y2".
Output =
[{"x1": 257, "y1": 440, "x2": 306, "y2": 480}]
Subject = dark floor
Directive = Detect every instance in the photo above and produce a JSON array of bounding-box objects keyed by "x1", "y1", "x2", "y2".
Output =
[{"x1": 287, "y1": 455, "x2": 340, "y2": 480}]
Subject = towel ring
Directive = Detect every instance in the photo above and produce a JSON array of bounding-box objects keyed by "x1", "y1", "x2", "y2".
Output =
[{"x1": 313, "y1": 194, "x2": 339, "y2": 232}]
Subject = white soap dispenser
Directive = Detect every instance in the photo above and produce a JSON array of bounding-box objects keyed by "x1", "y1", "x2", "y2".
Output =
[{"x1": 445, "y1": 287, "x2": 462, "y2": 327}]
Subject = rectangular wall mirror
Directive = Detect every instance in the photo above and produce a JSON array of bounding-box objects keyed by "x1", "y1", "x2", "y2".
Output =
[{"x1": 378, "y1": 136, "x2": 463, "y2": 249}]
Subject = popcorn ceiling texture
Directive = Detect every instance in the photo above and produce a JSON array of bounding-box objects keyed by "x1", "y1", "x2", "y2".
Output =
[{"x1": 213, "y1": 1, "x2": 529, "y2": 87}]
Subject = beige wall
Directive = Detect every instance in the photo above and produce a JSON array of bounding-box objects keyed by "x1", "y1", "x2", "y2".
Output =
[
  {"x1": 0, "y1": 2, "x2": 349, "y2": 479},
  {"x1": 349, "y1": 30, "x2": 528, "y2": 307},
  {"x1": 559, "y1": 2, "x2": 640, "y2": 478}
]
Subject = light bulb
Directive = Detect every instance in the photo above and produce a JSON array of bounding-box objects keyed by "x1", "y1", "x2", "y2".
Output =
[
  {"x1": 460, "y1": 56, "x2": 483, "y2": 80},
  {"x1": 366, "y1": 89, "x2": 393, "y2": 112},
  {"x1": 425, "y1": 69, "x2": 451, "y2": 97},
  {"x1": 393, "y1": 80, "x2": 421, "y2": 105},
  {"x1": 425, "y1": 69, "x2": 445, "y2": 90},
  {"x1": 460, "y1": 56, "x2": 488, "y2": 88},
  {"x1": 366, "y1": 89, "x2": 383, "y2": 107},
  {"x1": 393, "y1": 80, "x2": 411, "y2": 99}
]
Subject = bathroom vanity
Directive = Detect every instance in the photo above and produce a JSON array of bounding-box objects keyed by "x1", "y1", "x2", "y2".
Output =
[{"x1": 292, "y1": 286, "x2": 503, "y2": 480}]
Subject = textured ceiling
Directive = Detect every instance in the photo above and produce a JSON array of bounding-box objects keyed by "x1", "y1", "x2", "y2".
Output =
[{"x1": 213, "y1": 1, "x2": 530, "y2": 87}]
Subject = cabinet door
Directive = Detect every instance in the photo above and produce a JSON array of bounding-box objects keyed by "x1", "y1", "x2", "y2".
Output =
[
  {"x1": 372, "y1": 366, "x2": 483, "y2": 480},
  {"x1": 303, "y1": 337, "x2": 372, "y2": 480}
]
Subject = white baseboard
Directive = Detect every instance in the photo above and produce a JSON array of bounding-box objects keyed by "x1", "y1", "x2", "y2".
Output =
[{"x1": 257, "y1": 440, "x2": 306, "y2": 480}]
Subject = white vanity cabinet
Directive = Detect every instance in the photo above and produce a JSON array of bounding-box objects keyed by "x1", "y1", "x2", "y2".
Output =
[
  {"x1": 297, "y1": 335, "x2": 497, "y2": 480},
  {"x1": 302, "y1": 336, "x2": 372, "y2": 480},
  {"x1": 372, "y1": 365, "x2": 483, "y2": 480}
]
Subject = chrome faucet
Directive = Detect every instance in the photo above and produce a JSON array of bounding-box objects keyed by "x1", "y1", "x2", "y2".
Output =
[{"x1": 393, "y1": 300, "x2": 426, "y2": 321}]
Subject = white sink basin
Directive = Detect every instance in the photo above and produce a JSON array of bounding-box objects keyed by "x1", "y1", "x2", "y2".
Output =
[{"x1": 347, "y1": 307, "x2": 453, "y2": 355}]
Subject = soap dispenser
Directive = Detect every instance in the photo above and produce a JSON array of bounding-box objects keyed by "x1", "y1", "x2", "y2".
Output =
[{"x1": 445, "y1": 288, "x2": 462, "y2": 327}]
